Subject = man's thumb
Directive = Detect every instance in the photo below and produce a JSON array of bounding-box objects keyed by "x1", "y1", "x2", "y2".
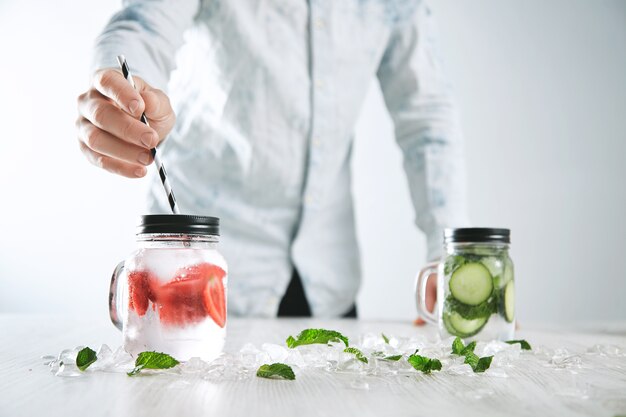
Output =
[{"x1": 140, "y1": 88, "x2": 172, "y2": 122}]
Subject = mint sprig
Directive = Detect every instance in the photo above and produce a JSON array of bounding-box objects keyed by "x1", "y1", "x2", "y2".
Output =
[
  {"x1": 127, "y1": 351, "x2": 180, "y2": 376},
  {"x1": 464, "y1": 352, "x2": 493, "y2": 373},
  {"x1": 446, "y1": 296, "x2": 495, "y2": 320},
  {"x1": 462, "y1": 341, "x2": 477, "y2": 355},
  {"x1": 407, "y1": 354, "x2": 442, "y2": 374},
  {"x1": 76, "y1": 347, "x2": 97, "y2": 371},
  {"x1": 506, "y1": 340, "x2": 532, "y2": 350},
  {"x1": 444, "y1": 255, "x2": 467, "y2": 275},
  {"x1": 452, "y1": 337, "x2": 464, "y2": 355},
  {"x1": 286, "y1": 329, "x2": 349, "y2": 348},
  {"x1": 256, "y1": 363, "x2": 295, "y2": 380},
  {"x1": 451, "y1": 337, "x2": 492, "y2": 373},
  {"x1": 344, "y1": 347, "x2": 368, "y2": 363},
  {"x1": 451, "y1": 337, "x2": 476, "y2": 356}
]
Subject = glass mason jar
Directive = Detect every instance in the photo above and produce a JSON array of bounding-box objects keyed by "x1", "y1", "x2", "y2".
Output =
[
  {"x1": 417, "y1": 228, "x2": 515, "y2": 340},
  {"x1": 109, "y1": 215, "x2": 228, "y2": 361}
]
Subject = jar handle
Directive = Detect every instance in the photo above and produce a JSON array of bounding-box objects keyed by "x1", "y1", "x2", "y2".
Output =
[
  {"x1": 109, "y1": 261, "x2": 125, "y2": 331},
  {"x1": 415, "y1": 261, "x2": 439, "y2": 325}
]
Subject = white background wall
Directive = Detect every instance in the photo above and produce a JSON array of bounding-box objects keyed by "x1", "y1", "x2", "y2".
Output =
[{"x1": 0, "y1": 0, "x2": 624, "y2": 323}]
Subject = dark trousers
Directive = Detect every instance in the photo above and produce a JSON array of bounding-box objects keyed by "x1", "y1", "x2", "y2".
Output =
[{"x1": 277, "y1": 269, "x2": 357, "y2": 318}]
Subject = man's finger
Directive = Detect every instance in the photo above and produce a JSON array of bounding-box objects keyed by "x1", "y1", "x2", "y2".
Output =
[
  {"x1": 78, "y1": 140, "x2": 147, "y2": 178},
  {"x1": 78, "y1": 96, "x2": 159, "y2": 148},
  {"x1": 77, "y1": 118, "x2": 153, "y2": 166},
  {"x1": 93, "y1": 69, "x2": 146, "y2": 117}
]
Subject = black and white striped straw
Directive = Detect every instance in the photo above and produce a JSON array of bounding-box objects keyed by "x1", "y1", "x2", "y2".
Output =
[{"x1": 116, "y1": 55, "x2": 180, "y2": 214}]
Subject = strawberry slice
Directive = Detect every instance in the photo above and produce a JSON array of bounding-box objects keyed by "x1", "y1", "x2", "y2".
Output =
[
  {"x1": 203, "y1": 275, "x2": 226, "y2": 328},
  {"x1": 156, "y1": 276, "x2": 206, "y2": 326},
  {"x1": 187, "y1": 263, "x2": 227, "y2": 327},
  {"x1": 156, "y1": 263, "x2": 226, "y2": 326},
  {"x1": 127, "y1": 271, "x2": 150, "y2": 316}
]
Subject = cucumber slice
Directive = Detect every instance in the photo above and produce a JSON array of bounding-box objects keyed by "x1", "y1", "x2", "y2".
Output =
[
  {"x1": 504, "y1": 281, "x2": 515, "y2": 322},
  {"x1": 443, "y1": 311, "x2": 489, "y2": 338},
  {"x1": 502, "y1": 258, "x2": 514, "y2": 286},
  {"x1": 480, "y1": 256, "x2": 503, "y2": 278},
  {"x1": 443, "y1": 311, "x2": 456, "y2": 335},
  {"x1": 449, "y1": 263, "x2": 493, "y2": 306}
]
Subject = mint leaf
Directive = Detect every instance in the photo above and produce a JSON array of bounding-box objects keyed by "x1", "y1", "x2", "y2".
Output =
[
  {"x1": 444, "y1": 255, "x2": 467, "y2": 275},
  {"x1": 464, "y1": 351, "x2": 479, "y2": 368},
  {"x1": 445, "y1": 296, "x2": 495, "y2": 320},
  {"x1": 461, "y1": 341, "x2": 477, "y2": 355},
  {"x1": 127, "y1": 351, "x2": 180, "y2": 376},
  {"x1": 464, "y1": 352, "x2": 493, "y2": 373},
  {"x1": 475, "y1": 356, "x2": 493, "y2": 372},
  {"x1": 372, "y1": 351, "x2": 385, "y2": 357},
  {"x1": 452, "y1": 337, "x2": 465, "y2": 355},
  {"x1": 286, "y1": 336, "x2": 297, "y2": 347},
  {"x1": 451, "y1": 337, "x2": 476, "y2": 356},
  {"x1": 344, "y1": 347, "x2": 368, "y2": 363},
  {"x1": 382, "y1": 333, "x2": 390, "y2": 344},
  {"x1": 458, "y1": 341, "x2": 492, "y2": 373},
  {"x1": 506, "y1": 340, "x2": 532, "y2": 350},
  {"x1": 407, "y1": 354, "x2": 442, "y2": 374},
  {"x1": 286, "y1": 329, "x2": 349, "y2": 348},
  {"x1": 76, "y1": 347, "x2": 97, "y2": 371},
  {"x1": 256, "y1": 363, "x2": 295, "y2": 380}
]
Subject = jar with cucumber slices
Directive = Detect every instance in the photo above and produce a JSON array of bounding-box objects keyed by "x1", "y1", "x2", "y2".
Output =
[{"x1": 440, "y1": 228, "x2": 515, "y2": 340}]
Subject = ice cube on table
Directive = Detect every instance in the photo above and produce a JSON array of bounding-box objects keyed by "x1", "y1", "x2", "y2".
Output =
[
  {"x1": 261, "y1": 343, "x2": 288, "y2": 363},
  {"x1": 586, "y1": 344, "x2": 623, "y2": 357},
  {"x1": 51, "y1": 346, "x2": 85, "y2": 377},
  {"x1": 480, "y1": 340, "x2": 513, "y2": 356},
  {"x1": 178, "y1": 357, "x2": 212, "y2": 374},
  {"x1": 548, "y1": 349, "x2": 583, "y2": 369}
]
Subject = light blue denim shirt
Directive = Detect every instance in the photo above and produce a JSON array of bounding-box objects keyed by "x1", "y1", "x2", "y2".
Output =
[{"x1": 93, "y1": 0, "x2": 469, "y2": 317}]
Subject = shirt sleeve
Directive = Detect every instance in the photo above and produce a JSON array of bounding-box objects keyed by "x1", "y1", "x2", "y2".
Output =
[
  {"x1": 91, "y1": 0, "x2": 201, "y2": 91},
  {"x1": 376, "y1": 2, "x2": 470, "y2": 261}
]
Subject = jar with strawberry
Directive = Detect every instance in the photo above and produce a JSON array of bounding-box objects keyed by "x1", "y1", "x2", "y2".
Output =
[{"x1": 109, "y1": 215, "x2": 228, "y2": 361}]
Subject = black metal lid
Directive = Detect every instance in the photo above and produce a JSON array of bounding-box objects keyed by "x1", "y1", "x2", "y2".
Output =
[
  {"x1": 444, "y1": 228, "x2": 510, "y2": 244},
  {"x1": 136, "y1": 214, "x2": 219, "y2": 236}
]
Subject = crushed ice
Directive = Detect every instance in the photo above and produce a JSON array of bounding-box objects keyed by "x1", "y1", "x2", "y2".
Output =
[{"x1": 43, "y1": 333, "x2": 625, "y2": 389}]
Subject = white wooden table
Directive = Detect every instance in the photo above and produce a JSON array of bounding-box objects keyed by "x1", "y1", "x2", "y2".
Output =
[{"x1": 1, "y1": 314, "x2": 625, "y2": 417}]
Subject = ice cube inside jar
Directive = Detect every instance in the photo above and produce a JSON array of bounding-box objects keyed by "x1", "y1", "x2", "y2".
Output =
[{"x1": 125, "y1": 261, "x2": 227, "y2": 361}]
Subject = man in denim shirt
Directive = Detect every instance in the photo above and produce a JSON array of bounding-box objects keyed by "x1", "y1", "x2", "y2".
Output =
[{"x1": 76, "y1": 0, "x2": 469, "y2": 318}]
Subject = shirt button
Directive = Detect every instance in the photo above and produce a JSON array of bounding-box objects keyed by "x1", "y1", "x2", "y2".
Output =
[
  {"x1": 312, "y1": 137, "x2": 321, "y2": 147},
  {"x1": 315, "y1": 79, "x2": 324, "y2": 89},
  {"x1": 314, "y1": 18, "x2": 325, "y2": 29}
]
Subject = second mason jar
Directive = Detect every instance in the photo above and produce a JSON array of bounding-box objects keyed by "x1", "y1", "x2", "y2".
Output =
[
  {"x1": 109, "y1": 214, "x2": 228, "y2": 361},
  {"x1": 417, "y1": 228, "x2": 515, "y2": 340}
]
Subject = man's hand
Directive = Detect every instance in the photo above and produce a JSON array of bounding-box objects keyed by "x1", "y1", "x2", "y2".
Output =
[
  {"x1": 76, "y1": 69, "x2": 176, "y2": 178},
  {"x1": 414, "y1": 272, "x2": 437, "y2": 326}
]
